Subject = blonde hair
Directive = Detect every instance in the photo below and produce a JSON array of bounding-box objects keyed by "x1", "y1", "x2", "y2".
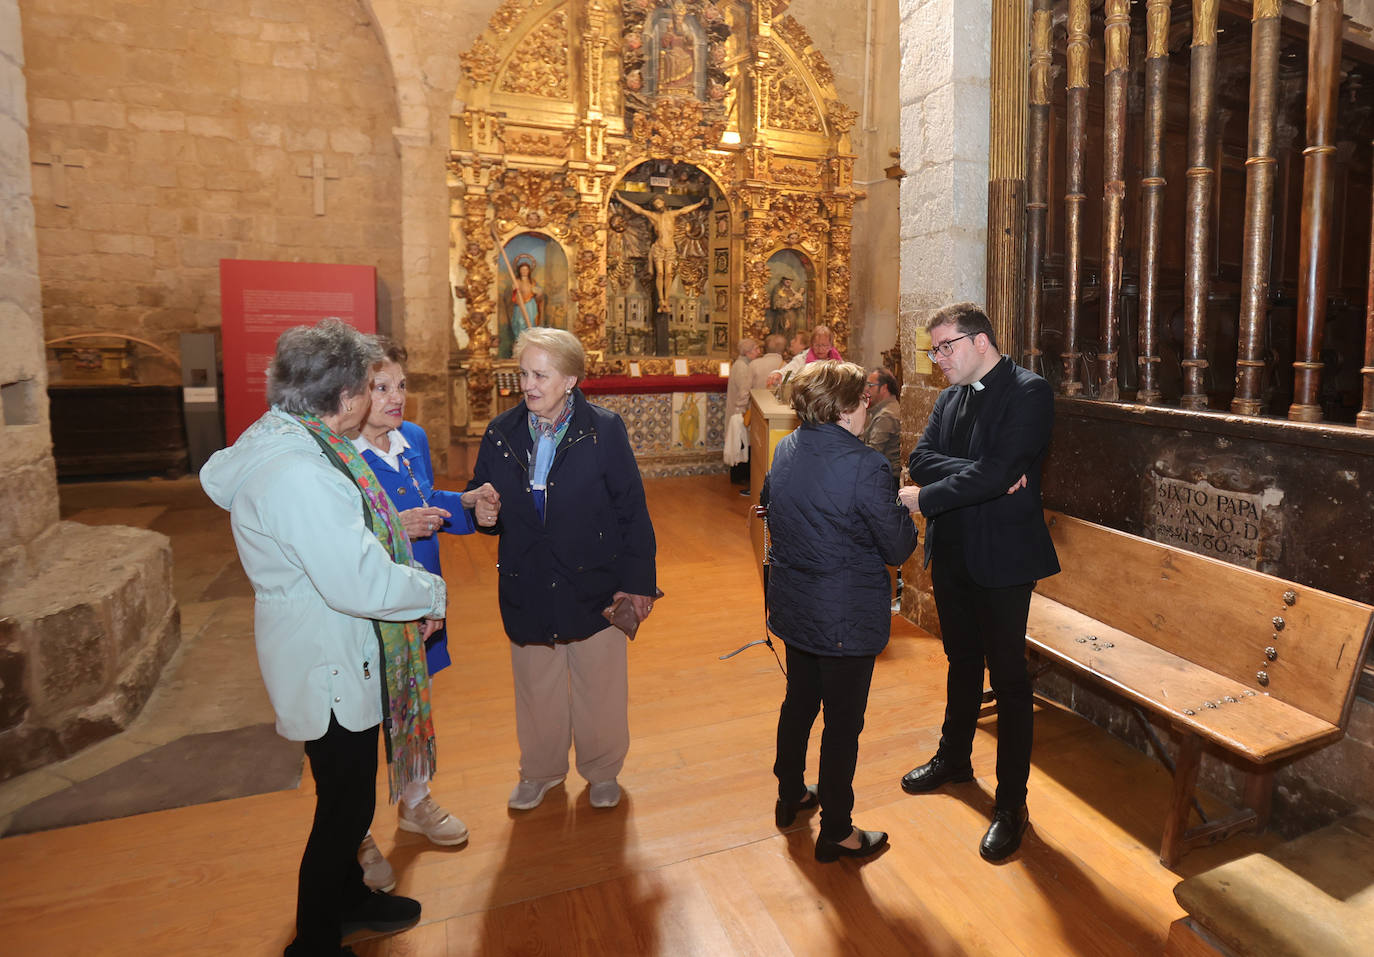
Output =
[
  {"x1": 514, "y1": 327, "x2": 586, "y2": 381},
  {"x1": 791, "y1": 360, "x2": 867, "y2": 425}
]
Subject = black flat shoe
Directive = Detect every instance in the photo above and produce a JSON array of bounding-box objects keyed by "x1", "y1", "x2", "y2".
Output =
[
  {"x1": 900, "y1": 754, "x2": 974, "y2": 794},
  {"x1": 979, "y1": 805, "x2": 1029, "y2": 862},
  {"x1": 815, "y1": 828, "x2": 889, "y2": 863},
  {"x1": 775, "y1": 785, "x2": 820, "y2": 828},
  {"x1": 340, "y1": 890, "x2": 421, "y2": 936}
]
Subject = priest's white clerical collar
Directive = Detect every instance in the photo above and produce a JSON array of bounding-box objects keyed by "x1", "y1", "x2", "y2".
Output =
[{"x1": 970, "y1": 379, "x2": 985, "y2": 392}]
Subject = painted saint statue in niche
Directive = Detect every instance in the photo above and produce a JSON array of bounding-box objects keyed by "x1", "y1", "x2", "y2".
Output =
[
  {"x1": 497, "y1": 233, "x2": 568, "y2": 359},
  {"x1": 765, "y1": 249, "x2": 813, "y2": 337}
]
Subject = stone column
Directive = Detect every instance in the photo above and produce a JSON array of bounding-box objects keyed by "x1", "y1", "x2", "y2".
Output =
[
  {"x1": 393, "y1": 125, "x2": 454, "y2": 469},
  {"x1": 898, "y1": 0, "x2": 992, "y2": 633},
  {"x1": 0, "y1": 0, "x2": 179, "y2": 782}
]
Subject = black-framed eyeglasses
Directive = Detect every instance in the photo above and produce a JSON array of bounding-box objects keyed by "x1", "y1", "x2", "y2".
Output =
[{"x1": 927, "y1": 334, "x2": 971, "y2": 360}]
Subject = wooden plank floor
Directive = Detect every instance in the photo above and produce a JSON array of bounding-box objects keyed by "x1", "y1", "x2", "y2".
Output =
[{"x1": 0, "y1": 473, "x2": 1273, "y2": 955}]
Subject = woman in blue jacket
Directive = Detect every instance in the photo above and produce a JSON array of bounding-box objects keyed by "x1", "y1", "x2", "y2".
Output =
[
  {"x1": 468, "y1": 328, "x2": 658, "y2": 813},
  {"x1": 351, "y1": 343, "x2": 500, "y2": 887},
  {"x1": 762, "y1": 360, "x2": 918, "y2": 862}
]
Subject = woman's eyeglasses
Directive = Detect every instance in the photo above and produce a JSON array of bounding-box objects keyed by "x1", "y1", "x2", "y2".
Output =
[{"x1": 927, "y1": 334, "x2": 971, "y2": 360}]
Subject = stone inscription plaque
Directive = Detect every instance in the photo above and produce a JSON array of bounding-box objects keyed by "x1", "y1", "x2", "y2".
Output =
[{"x1": 1145, "y1": 476, "x2": 1279, "y2": 569}]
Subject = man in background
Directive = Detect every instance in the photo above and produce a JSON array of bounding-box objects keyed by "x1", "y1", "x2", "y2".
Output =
[{"x1": 861, "y1": 366, "x2": 901, "y2": 475}]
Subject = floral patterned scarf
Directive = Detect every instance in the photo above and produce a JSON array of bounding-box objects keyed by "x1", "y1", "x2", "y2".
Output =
[{"x1": 296, "y1": 411, "x2": 436, "y2": 802}]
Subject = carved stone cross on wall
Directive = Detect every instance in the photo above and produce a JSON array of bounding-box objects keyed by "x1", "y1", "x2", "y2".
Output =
[
  {"x1": 296, "y1": 153, "x2": 340, "y2": 216},
  {"x1": 31, "y1": 148, "x2": 86, "y2": 208}
]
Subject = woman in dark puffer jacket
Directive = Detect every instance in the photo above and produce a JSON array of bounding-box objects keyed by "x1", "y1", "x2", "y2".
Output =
[{"x1": 762, "y1": 360, "x2": 919, "y2": 862}]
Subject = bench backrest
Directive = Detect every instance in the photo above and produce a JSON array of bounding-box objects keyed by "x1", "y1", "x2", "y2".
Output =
[{"x1": 1036, "y1": 511, "x2": 1374, "y2": 727}]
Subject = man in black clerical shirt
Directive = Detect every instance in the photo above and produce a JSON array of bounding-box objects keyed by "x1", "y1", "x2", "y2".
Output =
[{"x1": 896, "y1": 302, "x2": 1060, "y2": 862}]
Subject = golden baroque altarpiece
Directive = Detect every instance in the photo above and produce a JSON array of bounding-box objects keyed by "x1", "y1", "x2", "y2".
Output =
[{"x1": 450, "y1": 0, "x2": 860, "y2": 422}]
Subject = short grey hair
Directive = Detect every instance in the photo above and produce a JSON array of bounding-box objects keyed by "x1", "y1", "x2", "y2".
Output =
[
  {"x1": 737, "y1": 337, "x2": 757, "y2": 358},
  {"x1": 515, "y1": 327, "x2": 586, "y2": 381},
  {"x1": 266, "y1": 318, "x2": 382, "y2": 416}
]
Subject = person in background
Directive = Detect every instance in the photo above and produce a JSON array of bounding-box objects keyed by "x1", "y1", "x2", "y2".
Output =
[
  {"x1": 468, "y1": 328, "x2": 658, "y2": 813},
  {"x1": 861, "y1": 366, "x2": 902, "y2": 475},
  {"x1": 750, "y1": 334, "x2": 787, "y2": 390},
  {"x1": 897, "y1": 302, "x2": 1059, "y2": 864},
  {"x1": 766, "y1": 328, "x2": 813, "y2": 387},
  {"x1": 725, "y1": 337, "x2": 760, "y2": 491},
  {"x1": 349, "y1": 341, "x2": 501, "y2": 890},
  {"x1": 201, "y1": 319, "x2": 445, "y2": 957},
  {"x1": 763, "y1": 360, "x2": 919, "y2": 863}
]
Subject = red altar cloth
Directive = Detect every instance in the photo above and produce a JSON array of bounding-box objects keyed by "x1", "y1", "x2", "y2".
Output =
[{"x1": 579, "y1": 374, "x2": 727, "y2": 395}]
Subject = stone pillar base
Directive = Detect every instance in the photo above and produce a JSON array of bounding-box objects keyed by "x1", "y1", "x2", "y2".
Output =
[{"x1": 0, "y1": 522, "x2": 180, "y2": 783}]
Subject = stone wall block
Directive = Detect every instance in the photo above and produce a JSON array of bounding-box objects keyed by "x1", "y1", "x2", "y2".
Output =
[
  {"x1": 0, "y1": 460, "x2": 62, "y2": 549},
  {"x1": 111, "y1": 604, "x2": 180, "y2": 722},
  {"x1": 0, "y1": 725, "x2": 60, "y2": 782},
  {"x1": 899, "y1": 2, "x2": 951, "y2": 102},
  {"x1": 33, "y1": 600, "x2": 110, "y2": 712},
  {"x1": 0, "y1": 613, "x2": 31, "y2": 731},
  {"x1": 72, "y1": 99, "x2": 127, "y2": 128}
]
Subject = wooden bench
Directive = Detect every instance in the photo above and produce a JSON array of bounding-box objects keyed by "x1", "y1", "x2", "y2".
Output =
[{"x1": 1023, "y1": 511, "x2": 1374, "y2": 867}]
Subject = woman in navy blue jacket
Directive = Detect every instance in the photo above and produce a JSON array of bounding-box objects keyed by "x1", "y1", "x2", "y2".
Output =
[
  {"x1": 351, "y1": 343, "x2": 500, "y2": 888},
  {"x1": 468, "y1": 328, "x2": 657, "y2": 813},
  {"x1": 762, "y1": 360, "x2": 918, "y2": 862}
]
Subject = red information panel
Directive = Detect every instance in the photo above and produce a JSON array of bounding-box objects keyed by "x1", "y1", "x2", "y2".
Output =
[{"x1": 220, "y1": 259, "x2": 376, "y2": 443}]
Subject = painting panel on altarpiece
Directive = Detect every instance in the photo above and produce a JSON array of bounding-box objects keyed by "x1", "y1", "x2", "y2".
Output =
[
  {"x1": 764, "y1": 249, "x2": 813, "y2": 339},
  {"x1": 496, "y1": 233, "x2": 570, "y2": 359}
]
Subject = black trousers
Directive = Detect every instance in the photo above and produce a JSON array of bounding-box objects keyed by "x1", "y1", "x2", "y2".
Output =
[
  {"x1": 286, "y1": 714, "x2": 378, "y2": 956},
  {"x1": 931, "y1": 544, "x2": 1035, "y2": 812},
  {"x1": 773, "y1": 644, "x2": 876, "y2": 842}
]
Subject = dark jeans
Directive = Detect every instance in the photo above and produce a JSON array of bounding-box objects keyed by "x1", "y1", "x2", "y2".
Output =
[
  {"x1": 931, "y1": 546, "x2": 1035, "y2": 812},
  {"x1": 285, "y1": 714, "x2": 378, "y2": 956},
  {"x1": 773, "y1": 643, "x2": 876, "y2": 842}
]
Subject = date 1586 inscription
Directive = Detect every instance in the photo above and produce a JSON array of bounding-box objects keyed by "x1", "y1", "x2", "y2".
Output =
[{"x1": 1145, "y1": 476, "x2": 1280, "y2": 570}]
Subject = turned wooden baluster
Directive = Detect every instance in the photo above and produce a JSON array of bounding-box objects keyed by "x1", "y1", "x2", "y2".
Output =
[
  {"x1": 1025, "y1": 0, "x2": 1053, "y2": 377},
  {"x1": 1062, "y1": 0, "x2": 1090, "y2": 395},
  {"x1": 1362, "y1": 135, "x2": 1374, "y2": 430},
  {"x1": 1137, "y1": 0, "x2": 1170, "y2": 404},
  {"x1": 1233, "y1": 0, "x2": 1283, "y2": 415},
  {"x1": 1098, "y1": 0, "x2": 1130, "y2": 401},
  {"x1": 1290, "y1": 0, "x2": 1343, "y2": 422},
  {"x1": 1181, "y1": 0, "x2": 1218, "y2": 410}
]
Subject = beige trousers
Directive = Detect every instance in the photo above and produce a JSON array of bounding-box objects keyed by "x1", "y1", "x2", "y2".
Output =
[{"x1": 509, "y1": 625, "x2": 629, "y2": 785}]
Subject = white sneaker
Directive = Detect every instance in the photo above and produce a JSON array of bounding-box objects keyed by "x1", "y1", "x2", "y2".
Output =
[
  {"x1": 398, "y1": 794, "x2": 469, "y2": 846},
  {"x1": 589, "y1": 779, "x2": 621, "y2": 809},
  {"x1": 358, "y1": 834, "x2": 396, "y2": 892},
  {"x1": 508, "y1": 777, "x2": 564, "y2": 810}
]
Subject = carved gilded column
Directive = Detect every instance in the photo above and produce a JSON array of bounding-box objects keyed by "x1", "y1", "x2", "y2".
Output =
[
  {"x1": 452, "y1": 156, "x2": 499, "y2": 424},
  {"x1": 1025, "y1": 0, "x2": 1052, "y2": 375},
  {"x1": 1290, "y1": 0, "x2": 1343, "y2": 423},
  {"x1": 1062, "y1": 0, "x2": 1090, "y2": 395},
  {"x1": 1098, "y1": 0, "x2": 1130, "y2": 400},
  {"x1": 740, "y1": 185, "x2": 772, "y2": 338},
  {"x1": 1137, "y1": 0, "x2": 1170, "y2": 404},
  {"x1": 1233, "y1": 0, "x2": 1282, "y2": 415},
  {"x1": 1181, "y1": 0, "x2": 1218, "y2": 410},
  {"x1": 825, "y1": 193, "x2": 855, "y2": 347}
]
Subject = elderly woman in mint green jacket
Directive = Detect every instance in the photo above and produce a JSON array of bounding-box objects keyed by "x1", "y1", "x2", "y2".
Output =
[{"x1": 201, "y1": 318, "x2": 445, "y2": 957}]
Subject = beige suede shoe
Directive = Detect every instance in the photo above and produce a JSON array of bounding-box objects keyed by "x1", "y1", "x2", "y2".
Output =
[
  {"x1": 357, "y1": 834, "x2": 396, "y2": 892},
  {"x1": 398, "y1": 794, "x2": 469, "y2": 846}
]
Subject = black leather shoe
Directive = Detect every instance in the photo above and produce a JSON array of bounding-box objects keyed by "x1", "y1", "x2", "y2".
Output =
[
  {"x1": 900, "y1": 754, "x2": 974, "y2": 794},
  {"x1": 775, "y1": 784, "x2": 820, "y2": 828},
  {"x1": 340, "y1": 890, "x2": 421, "y2": 936},
  {"x1": 815, "y1": 828, "x2": 889, "y2": 863},
  {"x1": 979, "y1": 805, "x2": 1029, "y2": 862}
]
